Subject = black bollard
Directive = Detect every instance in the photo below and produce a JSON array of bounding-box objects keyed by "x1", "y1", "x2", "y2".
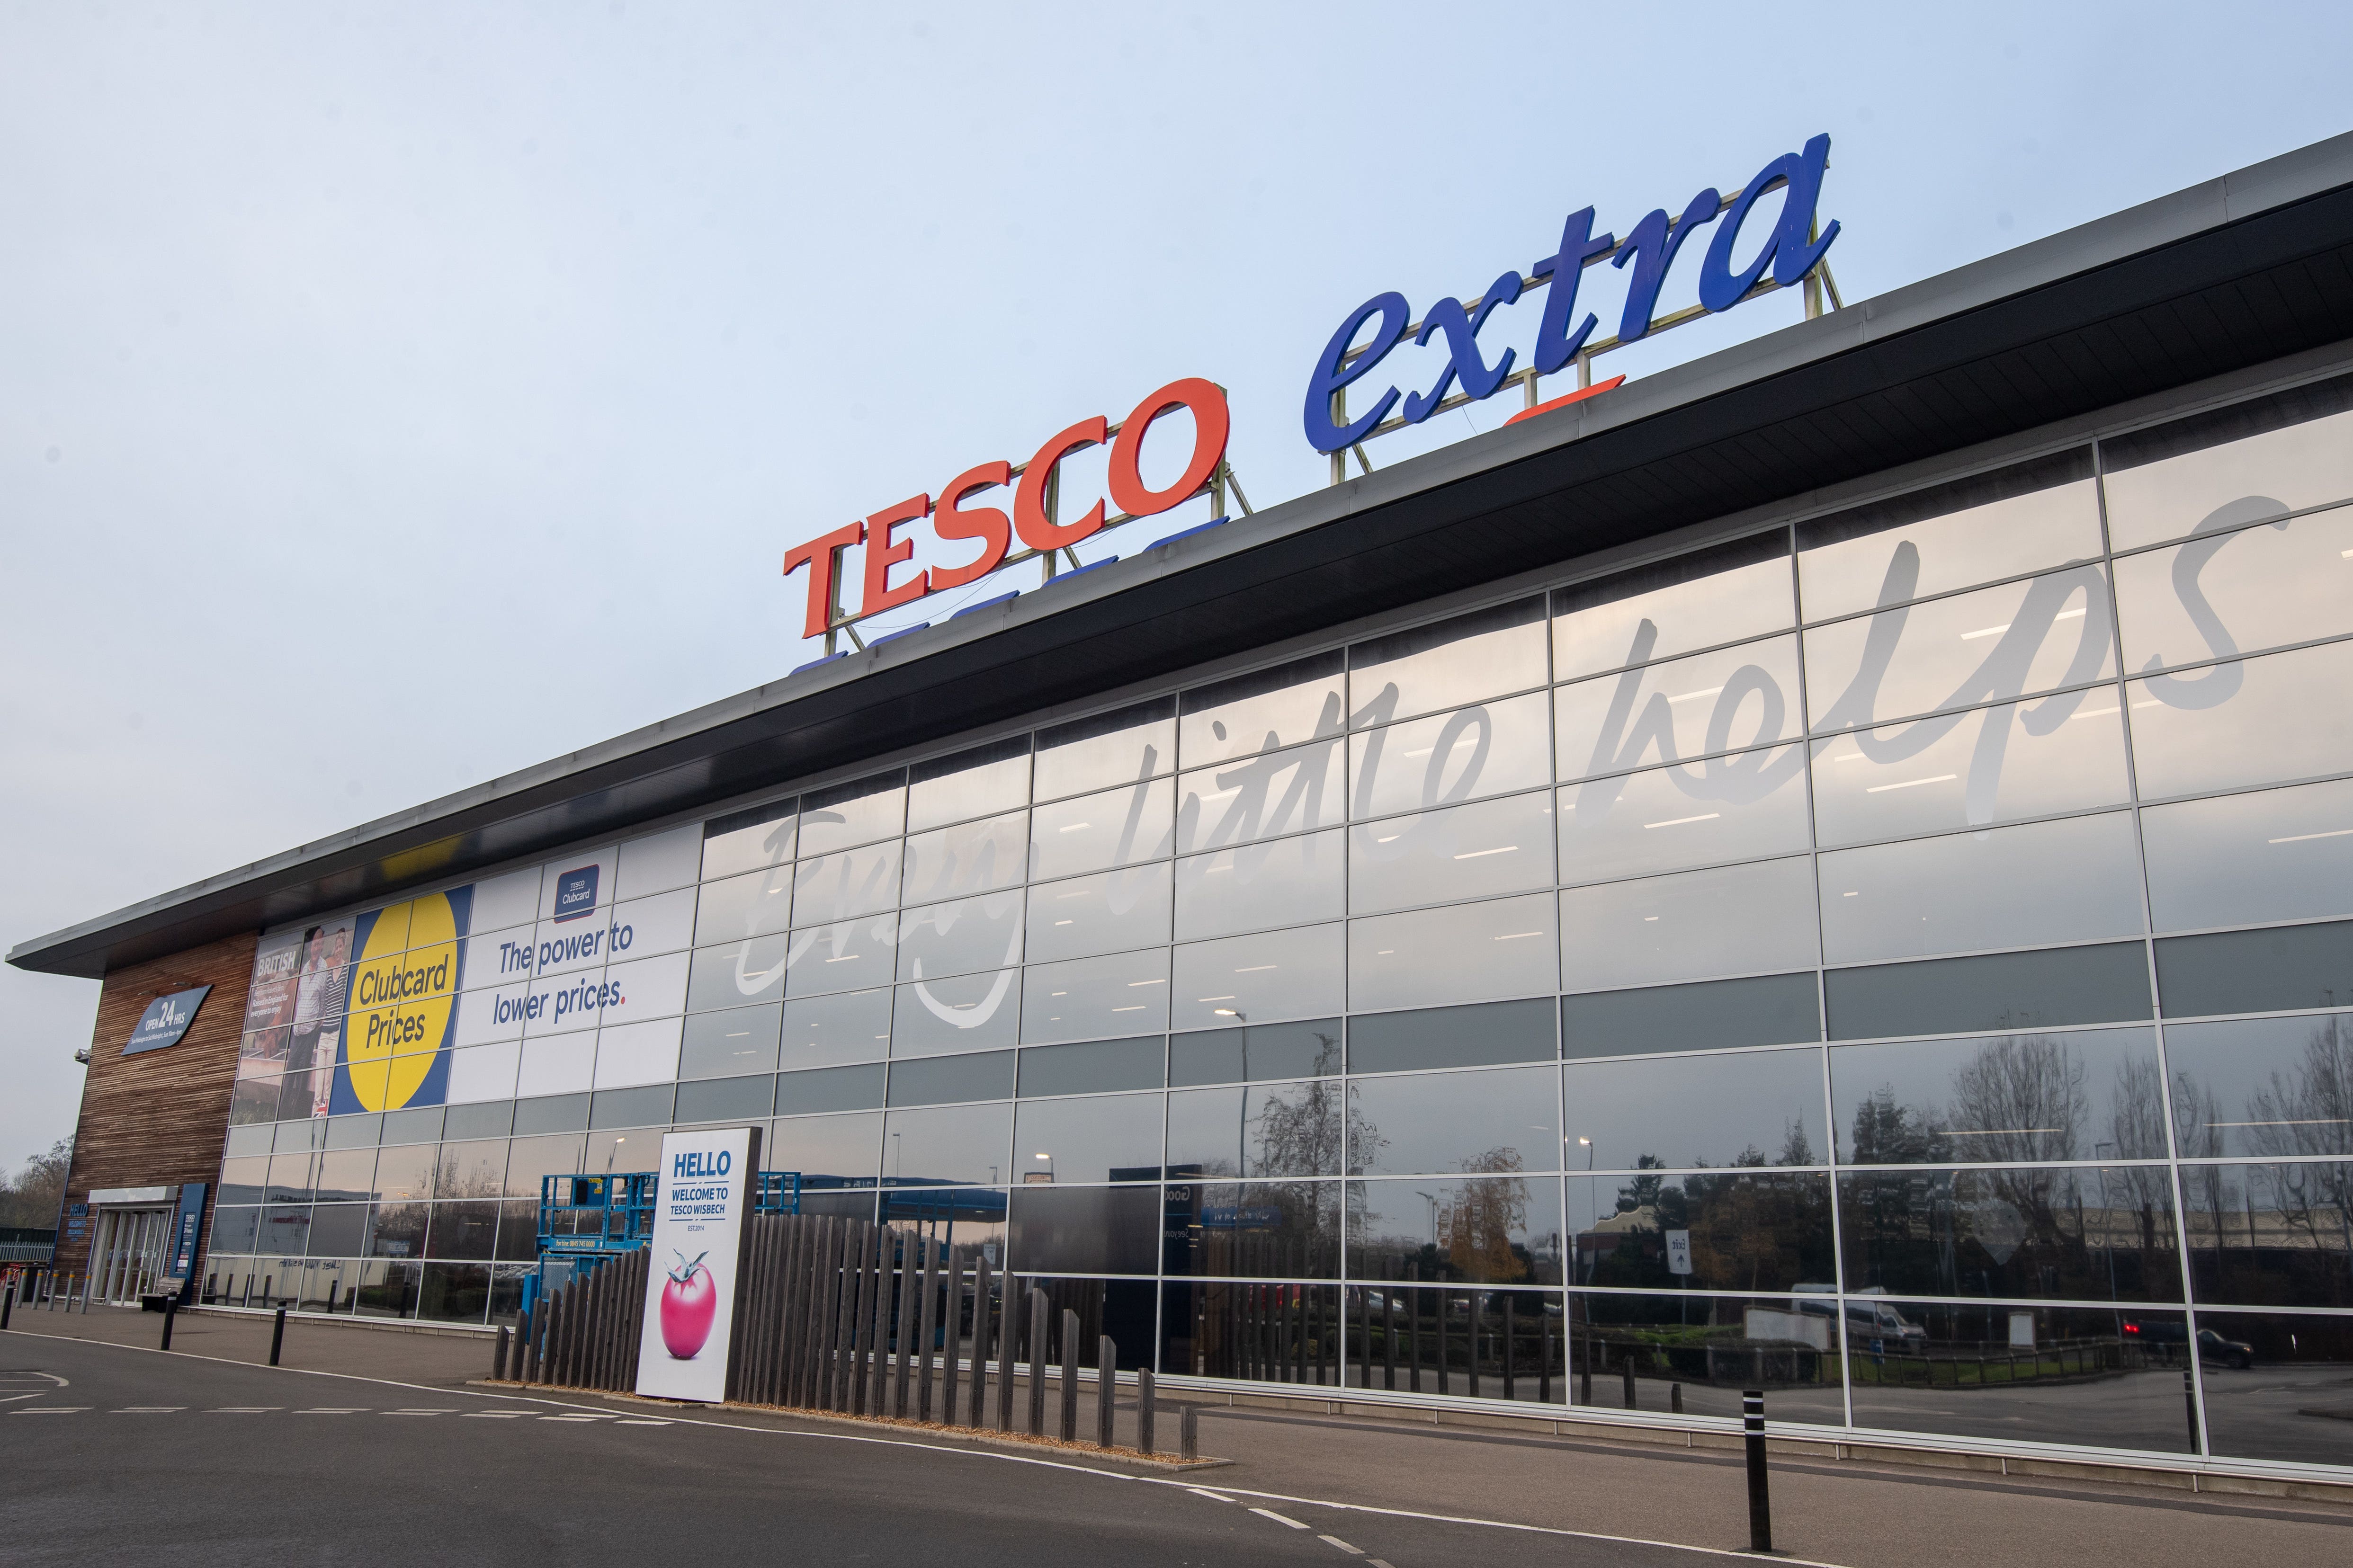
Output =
[
  {"x1": 1137, "y1": 1366, "x2": 1156, "y2": 1454},
  {"x1": 2, "y1": 1283, "x2": 13, "y2": 1331},
  {"x1": 161, "y1": 1297, "x2": 177, "y2": 1352},
  {"x1": 1180, "y1": 1400, "x2": 1199, "y2": 1461},
  {"x1": 1096, "y1": 1334, "x2": 1117, "y2": 1450},
  {"x1": 268, "y1": 1306, "x2": 287, "y2": 1367},
  {"x1": 1743, "y1": 1390, "x2": 1772, "y2": 1554},
  {"x1": 494, "y1": 1325, "x2": 511, "y2": 1381}
]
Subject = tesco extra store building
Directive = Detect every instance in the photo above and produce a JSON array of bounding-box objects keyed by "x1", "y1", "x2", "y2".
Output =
[{"x1": 17, "y1": 131, "x2": 2353, "y2": 1484}]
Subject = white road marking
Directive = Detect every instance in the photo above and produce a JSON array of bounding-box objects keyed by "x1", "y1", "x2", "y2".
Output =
[
  {"x1": 1187, "y1": 1488, "x2": 1235, "y2": 1502},
  {"x1": 206, "y1": 1407, "x2": 277, "y2": 1413},
  {"x1": 383, "y1": 1408, "x2": 457, "y2": 1416},
  {"x1": 617, "y1": 1418, "x2": 672, "y2": 1426},
  {"x1": 0, "y1": 1392, "x2": 52, "y2": 1404},
  {"x1": 12, "y1": 1407, "x2": 88, "y2": 1414},
  {"x1": 114, "y1": 1407, "x2": 185, "y2": 1412},
  {"x1": 1319, "y1": 1536, "x2": 1364, "y2": 1554},
  {"x1": 1252, "y1": 1508, "x2": 1311, "y2": 1529},
  {"x1": 297, "y1": 1408, "x2": 368, "y2": 1414},
  {"x1": 463, "y1": 1411, "x2": 525, "y2": 1418},
  {"x1": 1369, "y1": 1559, "x2": 1399, "y2": 1568},
  {"x1": 539, "y1": 1414, "x2": 607, "y2": 1422}
]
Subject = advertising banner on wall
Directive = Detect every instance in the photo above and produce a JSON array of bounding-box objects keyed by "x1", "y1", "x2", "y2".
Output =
[{"x1": 634, "y1": 1125, "x2": 761, "y2": 1404}]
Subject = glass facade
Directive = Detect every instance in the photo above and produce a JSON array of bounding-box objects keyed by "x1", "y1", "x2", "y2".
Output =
[{"x1": 200, "y1": 369, "x2": 2353, "y2": 1471}]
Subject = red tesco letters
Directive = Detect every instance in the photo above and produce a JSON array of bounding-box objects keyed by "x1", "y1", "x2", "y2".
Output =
[{"x1": 782, "y1": 376, "x2": 1230, "y2": 637}]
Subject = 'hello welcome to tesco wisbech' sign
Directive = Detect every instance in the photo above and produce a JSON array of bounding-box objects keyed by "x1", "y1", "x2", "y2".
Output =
[{"x1": 778, "y1": 134, "x2": 1841, "y2": 643}]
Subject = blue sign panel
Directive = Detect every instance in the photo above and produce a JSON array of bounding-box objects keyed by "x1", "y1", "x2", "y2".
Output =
[
  {"x1": 122, "y1": 984, "x2": 212, "y2": 1057},
  {"x1": 167, "y1": 1183, "x2": 208, "y2": 1301},
  {"x1": 552, "y1": 864, "x2": 600, "y2": 924}
]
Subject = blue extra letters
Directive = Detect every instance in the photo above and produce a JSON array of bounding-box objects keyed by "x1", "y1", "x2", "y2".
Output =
[{"x1": 1301, "y1": 136, "x2": 1839, "y2": 454}]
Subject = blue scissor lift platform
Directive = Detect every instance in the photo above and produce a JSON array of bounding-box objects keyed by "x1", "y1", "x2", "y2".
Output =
[{"x1": 522, "y1": 1170, "x2": 800, "y2": 1318}]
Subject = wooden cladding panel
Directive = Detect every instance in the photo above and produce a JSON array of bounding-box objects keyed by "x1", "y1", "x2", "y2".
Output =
[{"x1": 54, "y1": 931, "x2": 257, "y2": 1274}]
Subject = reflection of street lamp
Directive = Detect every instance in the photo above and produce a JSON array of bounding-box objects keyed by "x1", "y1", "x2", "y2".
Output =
[
  {"x1": 1578, "y1": 1135, "x2": 1593, "y2": 1172},
  {"x1": 1417, "y1": 1190, "x2": 1438, "y2": 1246},
  {"x1": 606, "y1": 1136, "x2": 626, "y2": 1176},
  {"x1": 1027, "y1": 1151, "x2": 1055, "y2": 1185}
]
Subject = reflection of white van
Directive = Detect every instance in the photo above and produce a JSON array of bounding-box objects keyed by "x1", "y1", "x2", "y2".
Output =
[{"x1": 1791, "y1": 1285, "x2": 1927, "y2": 1344}]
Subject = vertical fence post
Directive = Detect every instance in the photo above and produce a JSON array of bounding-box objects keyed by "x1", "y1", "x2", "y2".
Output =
[
  {"x1": 917, "y1": 1236, "x2": 941, "y2": 1422},
  {"x1": 1180, "y1": 1401, "x2": 1199, "y2": 1461},
  {"x1": 941, "y1": 1253, "x2": 963, "y2": 1426},
  {"x1": 1060, "y1": 1307, "x2": 1081, "y2": 1441},
  {"x1": 1097, "y1": 1334, "x2": 1118, "y2": 1450},
  {"x1": 845, "y1": 1221, "x2": 873, "y2": 1417},
  {"x1": 995, "y1": 1275, "x2": 1019, "y2": 1432},
  {"x1": 893, "y1": 1231, "x2": 919, "y2": 1418},
  {"x1": 494, "y1": 1324, "x2": 510, "y2": 1381},
  {"x1": 1137, "y1": 1365, "x2": 1155, "y2": 1454},
  {"x1": 1743, "y1": 1390, "x2": 1772, "y2": 1554},
  {"x1": 966, "y1": 1252, "x2": 992, "y2": 1428},
  {"x1": 268, "y1": 1306, "x2": 286, "y2": 1367},
  {"x1": 1027, "y1": 1288, "x2": 1049, "y2": 1436}
]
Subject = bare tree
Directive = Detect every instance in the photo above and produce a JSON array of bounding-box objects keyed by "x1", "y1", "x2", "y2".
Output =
[{"x1": 0, "y1": 1138, "x2": 73, "y2": 1229}]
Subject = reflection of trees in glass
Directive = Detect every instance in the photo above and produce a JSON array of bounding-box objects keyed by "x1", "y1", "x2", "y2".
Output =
[
  {"x1": 1437, "y1": 1148, "x2": 1530, "y2": 1282},
  {"x1": 2241, "y1": 1018, "x2": 2353, "y2": 1159},
  {"x1": 2104, "y1": 1056, "x2": 2174, "y2": 1261},
  {"x1": 1580, "y1": 1140, "x2": 1827, "y2": 1293},
  {"x1": 1850, "y1": 1088, "x2": 1949, "y2": 1164},
  {"x1": 1250, "y1": 1032, "x2": 1354, "y2": 1179},
  {"x1": 2249, "y1": 1161, "x2": 2353, "y2": 1292},
  {"x1": 1944, "y1": 1035, "x2": 2088, "y2": 1164}
]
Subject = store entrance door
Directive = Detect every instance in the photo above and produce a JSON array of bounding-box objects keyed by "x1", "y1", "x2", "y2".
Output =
[{"x1": 87, "y1": 1191, "x2": 175, "y2": 1304}]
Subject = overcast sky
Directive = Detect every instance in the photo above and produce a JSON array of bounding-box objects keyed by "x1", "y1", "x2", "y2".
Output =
[{"x1": 3, "y1": 2, "x2": 2347, "y2": 1174}]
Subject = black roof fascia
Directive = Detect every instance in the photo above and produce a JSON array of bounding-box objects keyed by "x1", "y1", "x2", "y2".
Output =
[{"x1": 15, "y1": 133, "x2": 2353, "y2": 980}]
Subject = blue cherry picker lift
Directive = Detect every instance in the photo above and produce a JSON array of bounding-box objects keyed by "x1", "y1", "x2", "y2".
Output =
[{"x1": 519, "y1": 1168, "x2": 801, "y2": 1319}]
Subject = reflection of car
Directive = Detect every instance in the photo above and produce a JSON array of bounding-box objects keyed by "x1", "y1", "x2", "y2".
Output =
[
  {"x1": 1791, "y1": 1285, "x2": 1927, "y2": 1344},
  {"x1": 2123, "y1": 1320, "x2": 2255, "y2": 1368}
]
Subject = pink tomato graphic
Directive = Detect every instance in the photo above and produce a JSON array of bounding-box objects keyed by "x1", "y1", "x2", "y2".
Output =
[{"x1": 659, "y1": 1250, "x2": 717, "y2": 1359}]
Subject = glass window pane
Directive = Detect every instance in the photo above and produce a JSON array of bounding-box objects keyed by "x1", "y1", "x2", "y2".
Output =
[
  {"x1": 1818, "y1": 813, "x2": 2146, "y2": 964},
  {"x1": 1565, "y1": 1048, "x2": 1826, "y2": 1170},
  {"x1": 775, "y1": 1063, "x2": 886, "y2": 1116},
  {"x1": 674, "y1": 1074, "x2": 774, "y2": 1124},
  {"x1": 1174, "y1": 828, "x2": 1344, "y2": 941},
  {"x1": 1809, "y1": 695, "x2": 2130, "y2": 848},
  {"x1": 896, "y1": 890, "x2": 1024, "y2": 984},
  {"x1": 688, "y1": 934, "x2": 790, "y2": 1012},
  {"x1": 1033, "y1": 698, "x2": 1176, "y2": 802},
  {"x1": 1348, "y1": 998, "x2": 1555, "y2": 1074},
  {"x1": 1175, "y1": 739, "x2": 1346, "y2": 855},
  {"x1": 1026, "y1": 863, "x2": 1172, "y2": 963},
  {"x1": 1350, "y1": 791, "x2": 1556, "y2": 916},
  {"x1": 433, "y1": 1140, "x2": 509, "y2": 1201},
  {"x1": 1797, "y1": 454, "x2": 2100, "y2": 623},
  {"x1": 777, "y1": 988, "x2": 889, "y2": 1070},
  {"x1": 1170, "y1": 924, "x2": 1343, "y2": 1032},
  {"x1": 1021, "y1": 948, "x2": 1170, "y2": 1044},
  {"x1": 779, "y1": 919, "x2": 894, "y2": 998},
  {"x1": 1804, "y1": 564, "x2": 2116, "y2": 731},
  {"x1": 2101, "y1": 376, "x2": 2353, "y2": 551},
  {"x1": 218, "y1": 1155, "x2": 269, "y2": 1205},
  {"x1": 792, "y1": 840, "x2": 903, "y2": 926},
  {"x1": 1558, "y1": 746, "x2": 1809, "y2": 884},
  {"x1": 1553, "y1": 535, "x2": 1794, "y2": 685},
  {"x1": 907, "y1": 736, "x2": 1031, "y2": 834},
  {"x1": 891, "y1": 970, "x2": 1019, "y2": 1055},
  {"x1": 701, "y1": 799, "x2": 796, "y2": 882},
  {"x1": 1349, "y1": 893, "x2": 1558, "y2": 1013},
  {"x1": 2177, "y1": 1309, "x2": 2353, "y2": 1467},
  {"x1": 1178, "y1": 653, "x2": 1345, "y2": 770},
  {"x1": 1825, "y1": 943, "x2": 2152, "y2": 1041},
  {"x1": 1350, "y1": 688, "x2": 1551, "y2": 821},
  {"x1": 1828, "y1": 1027, "x2": 2166, "y2": 1164},
  {"x1": 1556, "y1": 635, "x2": 1803, "y2": 783},
  {"x1": 1013, "y1": 1093, "x2": 1164, "y2": 1184},
  {"x1": 1349, "y1": 597, "x2": 1549, "y2": 728},
  {"x1": 1844, "y1": 1302, "x2": 2198, "y2": 1454},
  {"x1": 1167, "y1": 1020, "x2": 1342, "y2": 1087},
  {"x1": 1163, "y1": 1180, "x2": 1340, "y2": 1278},
  {"x1": 880, "y1": 1102, "x2": 1012, "y2": 1185},
  {"x1": 771, "y1": 1110, "x2": 881, "y2": 1186},
  {"x1": 901, "y1": 810, "x2": 1028, "y2": 905},
  {"x1": 501, "y1": 1134, "x2": 585, "y2": 1200},
  {"x1": 2154, "y1": 919, "x2": 2353, "y2": 1019},
  {"x1": 1562, "y1": 973, "x2": 1821, "y2": 1058},
  {"x1": 2116, "y1": 502, "x2": 2353, "y2": 674},
  {"x1": 1561, "y1": 857, "x2": 1818, "y2": 992},
  {"x1": 1166, "y1": 1078, "x2": 1344, "y2": 1178},
  {"x1": 1349, "y1": 1065, "x2": 1561, "y2": 1177},
  {"x1": 2174, "y1": 1166, "x2": 2344, "y2": 1316},
  {"x1": 1353, "y1": 1175, "x2": 1563, "y2": 1284},
  {"x1": 2128, "y1": 640, "x2": 2353, "y2": 799},
  {"x1": 1030, "y1": 777, "x2": 1174, "y2": 881},
  {"x1": 1017, "y1": 1036, "x2": 1164, "y2": 1097},
  {"x1": 1837, "y1": 1166, "x2": 2182, "y2": 1301},
  {"x1": 2142, "y1": 776, "x2": 2353, "y2": 932},
  {"x1": 1007, "y1": 1185, "x2": 1162, "y2": 1274},
  {"x1": 1567, "y1": 1171, "x2": 1829, "y2": 1293},
  {"x1": 1571, "y1": 1292, "x2": 1846, "y2": 1425},
  {"x1": 2165, "y1": 1013, "x2": 2353, "y2": 1158},
  {"x1": 798, "y1": 772, "x2": 906, "y2": 857},
  {"x1": 886, "y1": 1051, "x2": 1014, "y2": 1108},
  {"x1": 313, "y1": 1148, "x2": 376, "y2": 1203}
]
